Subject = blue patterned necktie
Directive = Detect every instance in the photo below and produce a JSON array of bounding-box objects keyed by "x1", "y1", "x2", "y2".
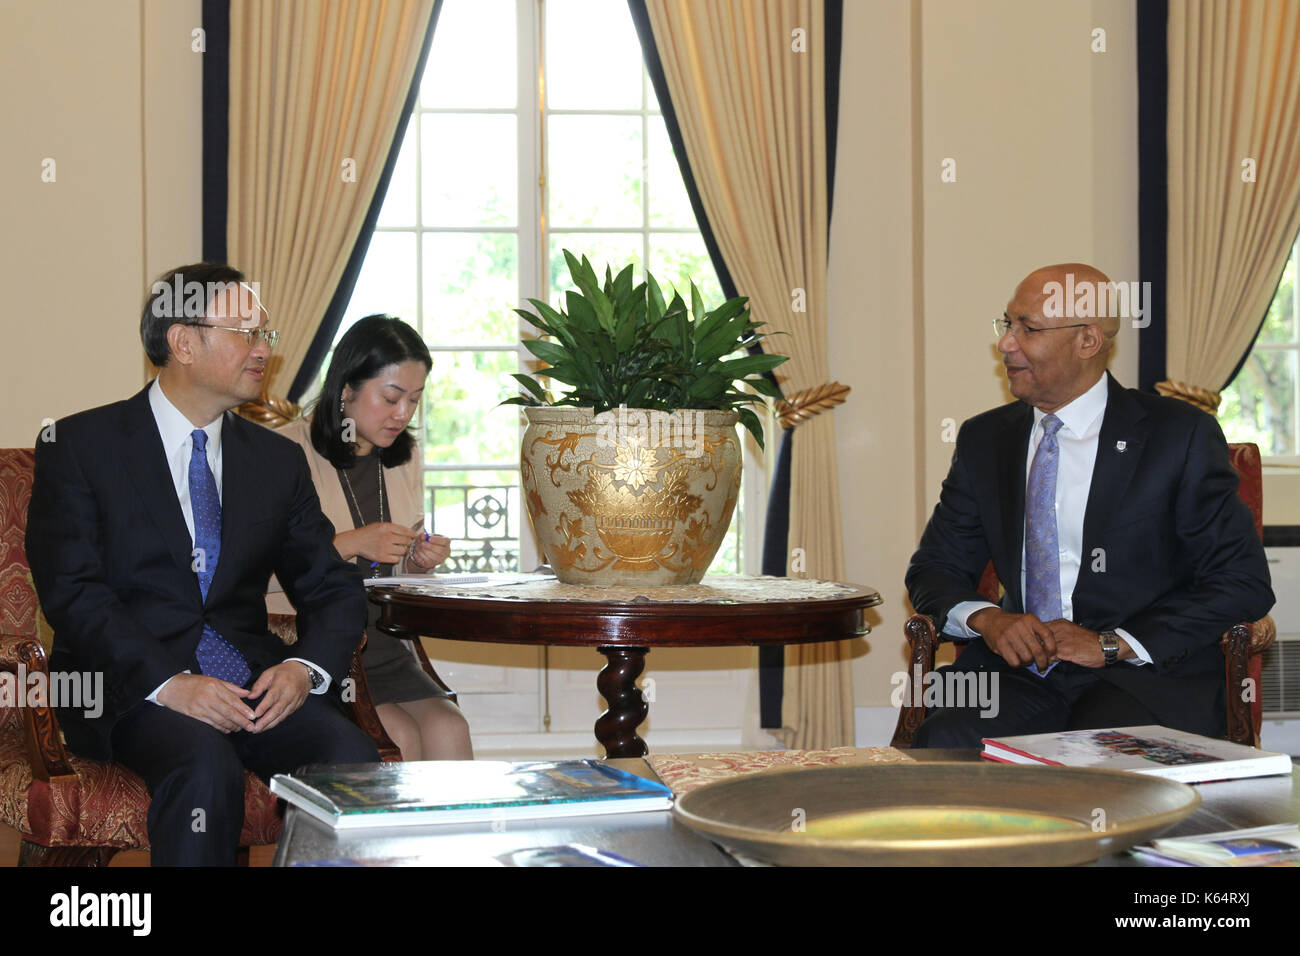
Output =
[
  {"x1": 189, "y1": 429, "x2": 251, "y2": 687},
  {"x1": 1024, "y1": 413, "x2": 1064, "y2": 676}
]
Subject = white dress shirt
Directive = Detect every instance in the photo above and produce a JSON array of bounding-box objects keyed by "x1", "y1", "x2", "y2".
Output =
[
  {"x1": 945, "y1": 374, "x2": 1151, "y2": 665},
  {"x1": 147, "y1": 379, "x2": 329, "y2": 703}
]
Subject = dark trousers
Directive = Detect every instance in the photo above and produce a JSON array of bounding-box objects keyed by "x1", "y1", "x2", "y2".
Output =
[
  {"x1": 110, "y1": 693, "x2": 378, "y2": 866},
  {"x1": 911, "y1": 640, "x2": 1160, "y2": 749}
]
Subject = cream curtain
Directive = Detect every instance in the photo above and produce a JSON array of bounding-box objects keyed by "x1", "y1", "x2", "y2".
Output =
[
  {"x1": 645, "y1": 0, "x2": 850, "y2": 748},
  {"x1": 1162, "y1": 0, "x2": 1300, "y2": 409},
  {"x1": 227, "y1": 0, "x2": 436, "y2": 396}
]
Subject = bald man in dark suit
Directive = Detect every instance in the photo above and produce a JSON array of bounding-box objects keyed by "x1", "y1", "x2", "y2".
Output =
[{"x1": 906, "y1": 264, "x2": 1273, "y2": 746}]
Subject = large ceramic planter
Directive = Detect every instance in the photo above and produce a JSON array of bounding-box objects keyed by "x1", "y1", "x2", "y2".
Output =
[{"x1": 521, "y1": 406, "x2": 742, "y2": 586}]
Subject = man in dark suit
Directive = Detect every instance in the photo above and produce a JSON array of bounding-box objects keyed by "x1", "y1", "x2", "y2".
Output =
[
  {"x1": 906, "y1": 263, "x2": 1273, "y2": 747},
  {"x1": 26, "y1": 263, "x2": 379, "y2": 864}
]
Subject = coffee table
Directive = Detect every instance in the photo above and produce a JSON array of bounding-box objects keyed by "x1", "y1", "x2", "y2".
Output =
[
  {"x1": 369, "y1": 574, "x2": 881, "y2": 757},
  {"x1": 271, "y1": 751, "x2": 1299, "y2": 867}
]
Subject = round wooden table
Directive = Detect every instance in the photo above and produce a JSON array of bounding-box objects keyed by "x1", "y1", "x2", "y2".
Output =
[{"x1": 370, "y1": 575, "x2": 881, "y2": 757}]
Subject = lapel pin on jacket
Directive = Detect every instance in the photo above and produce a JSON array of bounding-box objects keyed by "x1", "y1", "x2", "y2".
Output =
[{"x1": 1115, "y1": 441, "x2": 1127, "y2": 452}]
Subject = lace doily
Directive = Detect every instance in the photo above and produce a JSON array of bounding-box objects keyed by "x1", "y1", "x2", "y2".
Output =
[{"x1": 377, "y1": 573, "x2": 863, "y2": 605}]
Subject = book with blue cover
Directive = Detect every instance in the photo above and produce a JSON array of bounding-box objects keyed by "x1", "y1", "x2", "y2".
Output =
[{"x1": 270, "y1": 759, "x2": 673, "y2": 829}]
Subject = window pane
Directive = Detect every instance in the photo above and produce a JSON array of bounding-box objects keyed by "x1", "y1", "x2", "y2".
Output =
[
  {"x1": 376, "y1": 118, "x2": 416, "y2": 228},
  {"x1": 422, "y1": 115, "x2": 517, "y2": 226},
  {"x1": 548, "y1": 233, "x2": 643, "y2": 296},
  {"x1": 423, "y1": 350, "x2": 519, "y2": 465},
  {"x1": 648, "y1": 123, "x2": 694, "y2": 228},
  {"x1": 547, "y1": 115, "x2": 642, "y2": 227},
  {"x1": 337, "y1": 231, "x2": 418, "y2": 342},
  {"x1": 545, "y1": 0, "x2": 642, "y2": 110},
  {"x1": 422, "y1": 233, "x2": 519, "y2": 345},
  {"x1": 425, "y1": 469, "x2": 521, "y2": 573},
  {"x1": 421, "y1": 0, "x2": 516, "y2": 108},
  {"x1": 649, "y1": 232, "x2": 722, "y2": 307},
  {"x1": 1221, "y1": 348, "x2": 1298, "y2": 456},
  {"x1": 1257, "y1": 254, "x2": 1297, "y2": 345}
]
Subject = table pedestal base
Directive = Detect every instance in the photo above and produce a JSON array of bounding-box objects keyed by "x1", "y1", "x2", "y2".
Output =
[{"x1": 595, "y1": 646, "x2": 650, "y2": 758}]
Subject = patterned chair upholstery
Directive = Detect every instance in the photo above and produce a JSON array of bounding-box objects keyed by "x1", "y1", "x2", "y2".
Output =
[
  {"x1": 0, "y1": 445, "x2": 398, "y2": 866},
  {"x1": 891, "y1": 442, "x2": 1275, "y2": 748}
]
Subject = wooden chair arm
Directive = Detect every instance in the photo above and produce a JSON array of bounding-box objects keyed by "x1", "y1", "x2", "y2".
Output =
[
  {"x1": 1220, "y1": 622, "x2": 1257, "y2": 747},
  {"x1": 0, "y1": 633, "x2": 77, "y2": 782},
  {"x1": 342, "y1": 634, "x2": 402, "y2": 762},
  {"x1": 890, "y1": 614, "x2": 944, "y2": 748},
  {"x1": 1248, "y1": 615, "x2": 1276, "y2": 655}
]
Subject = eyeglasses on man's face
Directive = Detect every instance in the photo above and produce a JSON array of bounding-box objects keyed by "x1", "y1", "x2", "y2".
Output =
[
  {"x1": 180, "y1": 322, "x2": 280, "y2": 349},
  {"x1": 992, "y1": 317, "x2": 1091, "y2": 340}
]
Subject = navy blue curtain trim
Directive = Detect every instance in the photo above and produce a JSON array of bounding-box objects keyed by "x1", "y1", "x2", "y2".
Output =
[
  {"x1": 287, "y1": 0, "x2": 444, "y2": 402},
  {"x1": 1136, "y1": 0, "x2": 1168, "y2": 393},
  {"x1": 627, "y1": 0, "x2": 739, "y2": 305},
  {"x1": 201, "y1": 0, "x2": 230, "y2": 264},
  {"x1": 1225, "y1": 264, "x2": 1292, "y2": 390}
]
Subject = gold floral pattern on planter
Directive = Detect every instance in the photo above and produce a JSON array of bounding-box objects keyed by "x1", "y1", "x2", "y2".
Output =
[{"x1": 522, "y1": 407, "x2": 741, "y2": 586}]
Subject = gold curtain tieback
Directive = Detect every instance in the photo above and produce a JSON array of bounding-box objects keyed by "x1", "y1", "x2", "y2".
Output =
[
  {"x1": 236, "y1": 393, "x2": 301, "y2": 427},
  {"x1": 1154, "y1": 380, "x2": 1220, "y2": 415},
  {"x1": 776, "y1": 382, "x2": 851, "y2": 430}
]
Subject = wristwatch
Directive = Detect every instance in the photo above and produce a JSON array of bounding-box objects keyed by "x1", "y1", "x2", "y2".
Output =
[
  {"x1": 302, "y1": 662, "x2": 325, "y2": 690},
  {"x1": 1097, "y1": 630, "x2": 1121, "y2": 666}
]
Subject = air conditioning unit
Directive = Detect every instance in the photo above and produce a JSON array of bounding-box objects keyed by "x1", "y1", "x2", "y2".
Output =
[
  {"x1": 1260, "y1": 634, "x2": 1300, "y2": 718},
  {"x1": 1259, "y1": 540, "x2": 1300, "y2": 755}
]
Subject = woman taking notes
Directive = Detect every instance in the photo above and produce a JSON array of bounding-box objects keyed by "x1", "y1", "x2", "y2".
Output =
[{"x1": 267, "y1": 315, "x2": 472, "y2": 760}]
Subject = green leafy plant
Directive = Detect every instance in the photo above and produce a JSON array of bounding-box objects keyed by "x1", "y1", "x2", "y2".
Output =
[{"x1": 504, "y1": 250, "x2": 786, "y2": 448}]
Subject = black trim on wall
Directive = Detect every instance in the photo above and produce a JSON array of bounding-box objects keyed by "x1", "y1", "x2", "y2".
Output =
[
  {"x1": 201, "y1": 0, "x2": 231, "y2": 264},
  {"x1": 825, "y1": 0, "x2": 842, "y2": 226},
  {"x1": 288, "y1": 0, "x2": 444, "y2": 402},
  {"x1": 1136, "y1": 0, "x2": 1168, "y2": 393},
  {"x1": 758, "y1": 427, "x2": 793, "y2": 727}
]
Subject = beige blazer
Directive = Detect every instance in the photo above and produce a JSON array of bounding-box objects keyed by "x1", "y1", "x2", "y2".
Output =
[{"x1": 266, "y1": 414, "x2": 424, "y2": 615}]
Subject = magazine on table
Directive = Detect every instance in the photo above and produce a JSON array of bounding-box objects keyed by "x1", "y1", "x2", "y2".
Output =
[
  {"x1": 271, "y1": 759, "x2": 674, "y2": 829},
  {"x1": 980, "y1": 725, "x2": 1293, "y2": 783}
]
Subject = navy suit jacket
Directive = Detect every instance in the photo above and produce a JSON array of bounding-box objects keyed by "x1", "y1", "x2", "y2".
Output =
[
  {"x1": 905, "y1": 373, "x2": 1274, "y2": 734},
  {"x1": 26, "y1": 385, "x2": 367, "y2": 760}
]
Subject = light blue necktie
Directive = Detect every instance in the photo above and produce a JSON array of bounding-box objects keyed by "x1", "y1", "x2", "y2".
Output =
[
  {"x1": 189, "y1": 429, "x2": 251, "y2": 687},
  {"x1": 1024, "y1": 414, "x2": 1063, "y2": 677}
]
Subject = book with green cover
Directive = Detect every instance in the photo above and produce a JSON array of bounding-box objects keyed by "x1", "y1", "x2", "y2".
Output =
[{"x1": 270, "y1": 759, "x2": 674, "y2": 830}]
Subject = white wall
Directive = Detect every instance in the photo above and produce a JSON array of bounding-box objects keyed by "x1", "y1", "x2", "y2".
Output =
[
  {"x1": 831, "y1": 0, "x2": 1142, "y2": 729},
  {"x1": 0, "y1": 0, "x2": 201, "y2": 447}
]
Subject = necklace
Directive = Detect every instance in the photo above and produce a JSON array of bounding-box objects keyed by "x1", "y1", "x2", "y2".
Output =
[{"x1": 340, "y1": 454, "x2": 385, "y2": 577}]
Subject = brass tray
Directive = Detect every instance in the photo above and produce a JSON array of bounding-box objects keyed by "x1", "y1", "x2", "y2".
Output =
[{"x1": 673, "y1": 762, "x2": 1201, "y2": 866}]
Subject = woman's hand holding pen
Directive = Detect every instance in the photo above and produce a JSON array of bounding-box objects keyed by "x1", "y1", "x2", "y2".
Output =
[
  {"x1": 407, "y1": 533, "x2": 450, "y2": 572},
  {"x1": 334, "y1": 523, "x2": 418, "y2": 565}
]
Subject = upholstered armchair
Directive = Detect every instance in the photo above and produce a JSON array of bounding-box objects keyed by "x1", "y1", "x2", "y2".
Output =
[
  {"x1": 891, "y1": 442, "x2": 1276, "y2": 749},
  {"x1": 0, "y1": 444, "x2": 400, "y2": 867}
]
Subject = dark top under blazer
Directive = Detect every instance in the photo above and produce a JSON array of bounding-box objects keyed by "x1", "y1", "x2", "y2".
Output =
[
  {"x1": 905, "y1": 372, "x2": 1274, "y2": 731},
  {"x1": 25, "y1": 385, "x2": 367, "y2": 761}
]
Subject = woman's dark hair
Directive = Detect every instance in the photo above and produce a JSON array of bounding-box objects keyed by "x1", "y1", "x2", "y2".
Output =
[{"x1": 311, "y1": 314, "x2": 432, "y2": 469}]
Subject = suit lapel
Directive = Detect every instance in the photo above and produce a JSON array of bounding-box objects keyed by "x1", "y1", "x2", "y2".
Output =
[
  {"x1": 210, "y1": 411, "x2": 253, "y2": 605},
  {"x1": 996, "y1": 402, "x2": 1032, "y2": 611},
  {"x1": 120, "y1": 387, "x2": 200, "y2": 590},
  {"x1": 1080, "y1": 373, "x2": 1150, "y2": 583}
]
